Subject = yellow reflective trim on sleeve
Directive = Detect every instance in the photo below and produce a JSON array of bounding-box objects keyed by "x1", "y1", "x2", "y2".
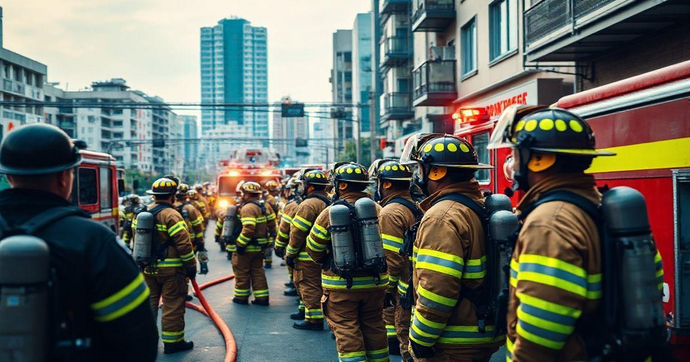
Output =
[
  {"x1": 168, "y1": 221, "x2": 187, "y2": 237},
  {"x1": 414, "y1": 308, "x2": 445, "y2": 329},
  {"x1": 180, "y1": 251, "x2": 195, "y2": 262},
  {"x1": 417, "y1": 285, "x2": 457, "y2": 308},
  {"x1": 267, "y1": 213, "x2": 276, "y2": 221},
  {"x1": 516, "y1": 320, "x2": 565, "y2": 350},
  {"x1": 278, "y1": 230, "x2": 289, "y2": 239},
  {"x1": 307, "y1": 235, "x2": 328, "y2": 252},
  {"x1": 415, "y1": 248, "x2": 464, "y2": 279},
  {"x1": 312, "y1": 223, "x2": 330, "y2": 240},
  {"x1": 519, "y1": 254, "x2": 586, "y2": 278},
  {"x1": 516, "y1": 292, "x2": 582, "y2": 320},
  {"x1": 90, "y1": 274, "x2": 150, "y2": 322}
]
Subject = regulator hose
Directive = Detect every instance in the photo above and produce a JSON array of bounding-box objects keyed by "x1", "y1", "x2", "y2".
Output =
[{"x1": 191, "y1": 278, "x2": 238, "y2": 362}]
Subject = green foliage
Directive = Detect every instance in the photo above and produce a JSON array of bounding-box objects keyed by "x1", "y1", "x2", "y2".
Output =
[{"x1": 336, "y1": 138, "x2": 383, "y2": 168}]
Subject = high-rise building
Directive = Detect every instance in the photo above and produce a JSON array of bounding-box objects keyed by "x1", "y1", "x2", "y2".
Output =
[
  {"x1": 200, "y1": 17, "x2": 268, "y2": 138},
  {"x1": 178, "y1": 115, "x2": 199, "y2": 169},
  {"x1": 0, "y1": 6, "x2": 48, "y2": 140},
  {"x1": 271, "y1": 96, "x2": 309, "y2": 167},
  {"x1": 329, "y1": 30, "x2": 353, "y2": 160},
  {"x1": 352, "y1": 13, "x2": 373, "y2": 136}
]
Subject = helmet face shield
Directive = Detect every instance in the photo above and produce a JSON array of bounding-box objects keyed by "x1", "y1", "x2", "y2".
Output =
[
  {"x1": 488, "y1": 104, "x2": 549, "y2": 150},
  {"x1": 399, "y1": 133, "x2": 444, "y2": 165}
]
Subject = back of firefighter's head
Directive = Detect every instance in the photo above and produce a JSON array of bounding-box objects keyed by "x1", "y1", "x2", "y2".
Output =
[
  {"x1": 127, "y1": 193, "x2": 141, "y2": 205},
  {"x1": 0, "y1": 123, "x2": 82, "y2": 200},
  {"x1": 264, "y1": 180, "x2": 280, "y2": 196},
  {"x1": 332, "y1": 163, "x2": 371, "y2": 196},
  {"x1": 414, "y1": 135, "x2": 491, "y2": 195},
  {"x1": 240, "y1": 181, "x2": 262, "y2": 201},
  {"x1": 489, "y1": 107, "x2": 614, "y2": 191},
  {"x1": 300, "y1": 170, "x2": 329, "y2": 196},
  {"x1": 176, "y1": 183, "x2": 190, "y2": 200},
  {"x1": 147, "y1": 177, "x2": 179, "y2": 202},
  {"x1": 371, "y1": 160, "x2": 413, "y2": 201}
]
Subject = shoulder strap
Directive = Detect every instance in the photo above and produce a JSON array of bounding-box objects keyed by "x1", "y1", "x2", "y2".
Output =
[
  {"x1": 305, "y1": 194, "x2": 331, "y2": 206},
  {"x1": 148, "y1": 203, "x2": 171, "y2": 217},
  {"x1": 432, "y1": 193, "x2": 486, "y2": 220},
  {"x1": 387, "y1": 197, "x2": 423, "y2": 220},
  {"x1": 525, "y1": 190, "x2": 601, "y2": 224},
  {"x1": 247, "y1": 200, "x2": 267, "y2": 215},
  {"x1": 0, "y1": 206, "x2": 88, "y2": 238}
]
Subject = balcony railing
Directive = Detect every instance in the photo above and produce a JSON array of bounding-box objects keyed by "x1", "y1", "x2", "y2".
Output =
[
  {"x1": 381, "y1": 92, "x2": 414, "y2": 121},
  {"x1": 412, "y1": 0, "x2": 456, "y2": 32},
  {"x1": 380, "y1": 36, "x2": 412, "y2": 70},
  {"x1": 413, "y1": 59, "x2": 457, "y2": 106},
  {"x1": 523, "y1": 0, "x2": 685, "y2": 62},
  {"x1": 380, "y1": 0, "x2": 411, "y2": 18}
]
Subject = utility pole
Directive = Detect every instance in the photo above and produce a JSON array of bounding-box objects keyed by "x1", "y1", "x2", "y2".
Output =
[
  {"x1": 369, "y1": 91, "x2": 377, "y2": 165},
  {"x1": 355, "y1": 110, "x2": 361, "y2": 164}
]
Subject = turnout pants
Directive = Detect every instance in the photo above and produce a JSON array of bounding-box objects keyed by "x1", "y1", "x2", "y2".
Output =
[
  {"x1": 412, "y1": 347, "x2": 497, "y2": 362},
  {"x1": 383, "y1": 293, "x2": 411, "y2": 360},
  {"x1": 293, "y1": 260, "x2": 323, "y2": 323},
  {"x1": 145, "y1": 271, "x2": 188, "y2": 344},
  {"x1": 232, "y1": 251, "x2": 269, "y2": 301},
  {"x1": 323, "y1": 288, "x2": 389, "y2": 361},
  {"x1": 263, "y1": 242, "x2": 274, "y2": 265}
]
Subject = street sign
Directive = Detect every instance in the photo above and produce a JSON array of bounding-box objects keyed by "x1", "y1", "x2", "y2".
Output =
[
  {"x1": 295, "y1": 138, "x2": 308, "y2": 147},
  {"x1": 281, "y1": 103, "x2": 304, "y2": 118}
]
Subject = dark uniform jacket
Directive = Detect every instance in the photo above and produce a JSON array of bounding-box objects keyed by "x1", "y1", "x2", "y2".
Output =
[{"x1": 0, "y1": 188, "x2": 158, "y2": 361}]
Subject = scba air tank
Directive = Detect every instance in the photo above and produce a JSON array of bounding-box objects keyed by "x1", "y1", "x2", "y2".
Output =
[
  {"x1": 132, "y1": 212, "x2": 155, "y2": 266},
  {"x1": 602, "y1": 187, "x2": 665, "y2": 338},
  {"x1": 221, "y1": 205, "x2": 237, "y2": 239},
  {"x1": 329, "y1": 205, "x2": 355, "y2": 271},
  {"x1": 355, "y1": 198, "x2": 385, "y2": 269},
  {"x1": 0, "y1": 236, "x2": 51, "y2": 362}
]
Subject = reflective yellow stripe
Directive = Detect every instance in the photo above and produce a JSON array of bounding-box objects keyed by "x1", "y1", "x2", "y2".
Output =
[
  {"x1": 91, "y1": 274, "x2": 150, "y2": 322},
  {"x1": 321, "y1": 273, "x2": 389, "y2": 290},
  {"x1": 517, "y1": 292, "x2": 582, "y2": 320},
  {"x1": 168, "y1": 221, "x2": 187, "y2": 237},
  {"x1": 180, "y1": 251, "x2": 195, "y2": 262},
  {"x1": 191, "y1": 216, "x2": 204, "y2": 226},
  {"x1": 417, "y1": 285, "x2": 457, "y2": 308},
  {"x1": 267, "y1": 213, "x2": 276, "y2": 221},
  {"x1": 158, "y1": 258, "x2": 183, "y2": 267},
  {"x1": 312, "y1": 223, "x2": 330, "y2": 240},
  {"x1": 506, "y1": 337, "x2": 514, "y2": 362},
  {"x1": 307, "y1": 235, "x2": 328, "y2": 252},
  {"x1": 415, "y1": 248, "x2": 464, "y2": 279}
]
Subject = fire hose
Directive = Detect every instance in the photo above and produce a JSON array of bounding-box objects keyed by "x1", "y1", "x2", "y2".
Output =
[{"x1": 184, "y1": 275, "x2": 237, "y2": 362}]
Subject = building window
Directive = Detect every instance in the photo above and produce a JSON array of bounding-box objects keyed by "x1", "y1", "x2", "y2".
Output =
[
  {"x1": 78, "y1": 168, "x2": 98, "y2": 206},
  {"x1": 473, "y1": 132, "x2": 491, "y2": 183},
  {"x1": 461, "y1": 17, "x2": 477, "y2": 77},
  {"x1": 490, "y1": 0, "x2": 518, "y2": 62}
]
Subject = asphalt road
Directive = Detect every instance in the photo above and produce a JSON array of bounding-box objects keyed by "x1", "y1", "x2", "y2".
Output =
[{"x1": 156, "y1": 223, "x2": 505, "y2": 362}]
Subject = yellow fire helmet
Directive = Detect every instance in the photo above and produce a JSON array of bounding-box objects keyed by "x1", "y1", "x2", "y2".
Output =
[
  {"x1": 147, "y1": 177, "x2": 178, "y2": 195},
  {"x1": 241, "y1": 181, "x2": 263, "y2": 194}
]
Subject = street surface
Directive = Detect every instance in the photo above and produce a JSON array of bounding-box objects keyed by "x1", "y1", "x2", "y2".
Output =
[{"x1": 157, "y1": 223, "x2": 504, "y2": 361}]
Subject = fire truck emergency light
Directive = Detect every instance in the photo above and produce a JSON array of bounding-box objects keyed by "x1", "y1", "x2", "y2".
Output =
[
  {"x1": 228, "y1": 170, "x2": 240, "y2": 177},
  {"x1": 453, "y1": 107, "x2": 490, "y2": 125}
]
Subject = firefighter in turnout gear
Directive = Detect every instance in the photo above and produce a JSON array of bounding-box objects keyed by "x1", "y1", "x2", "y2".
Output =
[
  {"x1": 287, "y1": 170, "x2": 331, "y2": 330},
  {"x1": 175, "y1": 184, "x2": 208, "y2": 274},
  {"x1": 400, "y1": 134, "x2": 503, "y2": 361},
  {"x1": 275, "y1": 175, "x2": 302, "y2": 298},
  {"x1": 136, "y1": 177, "x2": 197, "y2": 354},
  {"x1": 370, "y1": 159, "x2": 419, "y2": 360},
  {"x1": 231, "y1": 181, "x2": 277, "y2": 306},
  {"x1": 190, "y1": 187, "x2": 210, "y2": 222},
  {"x1": 487, "y1": 107, "x2": 663, "y2": 361},
  {"x1": 263, "y1": 179, "x2": 281, "y2": 268},
  {"x1": 120, "y1": 194, "x2": 143, "y2": 247},
  {"x1": 306, "y1": 163, "x2": 391, "y2": 362},
  {"x1": 0, "y1": 123, "x2": 158, "y2": 361}
]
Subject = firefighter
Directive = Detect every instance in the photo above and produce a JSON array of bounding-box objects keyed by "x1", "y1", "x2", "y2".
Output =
[
  {"x1": 263, "y1": 179, "x2": 281, "y2": 268},
  {"x1": 120, "y1": 194, "x2": 142, "y2": 247},
  {"x1": 189, "y1": 189, "x2": 210, "y2": 222},
  {"x1": 192, "y1": 184, "x2": 211, "y2": 221},
  {"x1": 0, "y1": 123, "x2": 158, "y2": 360},
  {"x1": 401, "y1": 134, "x2": 503, "y2": 361},
  {"x1": 174, "y1": 184, "x2": 206, "y2": 253},
  {"x1": 137, "y1": 177, "x2": 197, "y2": 354},
  {"x1": 275, "y1": 175, "x2": 302, "y2": 297},
  {"x1": 370, "y1": 159, "x2": 418, "y2": 359},
  {"x1": 306, "y1": 163, "x2": 390, "y2": 362},
  {"x1": 487, "y1": 107, "x2": 630, "y2": 361},
  {"x1": 231, "y1": 181, "x2": 276, "y2": 305},
  {"x1": 286, "y1": 170, "x2": 331, "y2": 330}
]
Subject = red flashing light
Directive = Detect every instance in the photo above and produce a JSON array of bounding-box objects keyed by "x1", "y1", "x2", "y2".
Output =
[
  {"x1": 380, "y1": 138, "x2": 388, "y2": 150},
  {"x1": 453, "y1": 107, "x2": 490, "y2": 125}
]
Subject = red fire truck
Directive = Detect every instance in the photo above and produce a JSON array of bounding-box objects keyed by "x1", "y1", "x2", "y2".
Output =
[
  {"x1": 215, "y1": 147, "x2": 282, "y2": 211},
  {"x1": 73, "y1": 150, "x2": 121, "y2": 234},
  {"x1": 455, "y1": 60, "x2": 690, "y2": 356}
]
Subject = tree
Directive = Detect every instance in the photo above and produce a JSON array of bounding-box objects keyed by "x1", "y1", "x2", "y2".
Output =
[{"x1": 336, "y1": 138, "x2": 383, "y2": 168}]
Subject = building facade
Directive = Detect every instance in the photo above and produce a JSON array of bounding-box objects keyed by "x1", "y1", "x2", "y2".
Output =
[
  {"x1": 178, "y1": 114, "x2": 199, "y2": 170},
  {"x1": 0, "y1": 6, "x2": 47, "y2": 140},
  {"x1": 271, "y1": 96, "x2": 309, "y2": 167},
  {"x1": 352, "y1": 12, "x2": 373, "y2": 137},
  {"x1": 200, "y1": 17, "x2": 268, "y2": 138},
  {"x1": 330, "y1": 29, "x2": 354, "y2": 160}
]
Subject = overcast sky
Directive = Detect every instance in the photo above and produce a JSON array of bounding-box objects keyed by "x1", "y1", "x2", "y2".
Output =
[{"x1": 2, "y1": 0, "x2": 371, "y2": 116}]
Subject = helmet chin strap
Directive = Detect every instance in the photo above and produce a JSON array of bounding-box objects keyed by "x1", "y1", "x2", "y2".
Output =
[
  {"x1": 414, "y1": 164, "x2": 431, "y2": 196},
  {"x1": 374, "y1": 180, "x2": 383, "y2": 202},
  {"x1": 512, "y1": 135, "x2": 535, "y2": 192}
]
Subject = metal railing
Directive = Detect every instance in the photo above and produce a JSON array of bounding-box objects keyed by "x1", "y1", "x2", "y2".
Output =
[
  {"x1": 413, "y1": 59, "x2": 456, "y2": 100},
  {"x1": 381, "y1": 92, "x2": 413, "y2": 116},
  {"x1": 412, "y1": 0, "x2": 455, "y2": 25},
  {"x1": 525, "y1": 0, "x2": 619, "y2": 49},
  {"x1": 381, "y1": 36, "x2": 412, "y2": 60},
  {"x1": 380, "y1": 0, "x2": 410, "y2": 14}
]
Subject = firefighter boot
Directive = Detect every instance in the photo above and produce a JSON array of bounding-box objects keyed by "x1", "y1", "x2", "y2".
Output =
[
  {"x1": 284, "y1": 288, "x2": 298, "y2": 296},
  {"x1": 232, "y1": 297, "x2": 248, "y2": 305},
  {"x1": 285, "y1": 281, "x2": 295, "y2": 288},
  {"x1": 252, "y1": 298, "x2": 270, "y2": 306},
  {"x1": 293, "y1": 320, "x2": 323, "y2": 331},
  {"x1": 164, "y1": 340, "x2": 194, "y2": 354},
  {"x1": 290, "y1": 309, "x2": 305, "y2": 320},
  {"x1": 264, "y1": 261, "x2": 272, "y2": 269}
]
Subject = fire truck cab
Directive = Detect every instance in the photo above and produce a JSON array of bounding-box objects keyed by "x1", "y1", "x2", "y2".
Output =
[
  {"x1": 458, "y1": 60, "x2": 690, "y2": 356},
  {"x1": 216, "y1": 147, "x2": 282, "y2": 211},
  {"x1": 73, "y1": 150, "x2": 120, "y2": 234}
]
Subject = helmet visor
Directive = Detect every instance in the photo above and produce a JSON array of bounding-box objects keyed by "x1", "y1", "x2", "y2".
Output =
[
  {"x1": 488, "y1": 104, "x2": 549, "y2": 150},
  {"x1": 399, "y1": 133, "x2": 444, "y2": 165}
]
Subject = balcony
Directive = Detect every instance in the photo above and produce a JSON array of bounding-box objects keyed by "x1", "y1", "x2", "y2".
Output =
[
  {"x1": 380, "y1": 36, "x2": 412, "y2": 71},
  {"x1": 413, "y1": 59, "x2": 456, "y2": 106},
  {"x1": 381, "y1": 92, "x2": 414, "y2": 121},
  {"x1": 412, "y1": 0, "x2": 455, "y2": 32},
  {"x1": 524, "y1": 0, "x2": 690, "y2": 62},
  {"x1": 380, "y1": 0, "x2": 411, "y2": 22}
]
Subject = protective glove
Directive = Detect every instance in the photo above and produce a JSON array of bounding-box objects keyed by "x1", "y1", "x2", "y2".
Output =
[
  {"x1": 285, "y1": 254, "x2": 296, "y2": 268},
  {"x1": 410, "y1": 340, "x2": 435, "y2": 359},
  {"x1": 384, "y1": 292, "x2": 397, "y2": 308},
  {"x1": 185, "y1": 266, "x2": 197, "y2": 280},
  {"x1": 274, "y1": 246, "x2": 286, "y2": 258}
]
